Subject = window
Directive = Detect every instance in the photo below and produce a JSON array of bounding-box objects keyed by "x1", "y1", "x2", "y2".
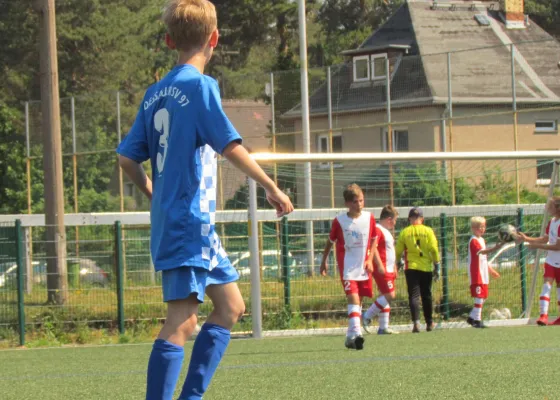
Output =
[
  {"x1": 124, "y1": 182, "x2": 135, "y2": 197},
  {"x1": 353, "y1": 55, "x2": 370, "y2": 82},
  {"x1": 382, "y1": 129, "x2": 409, "y2": 152},
  {"x1": 537, "y1": 159, "x2": 555, "y2": 185},
  {"x1": 535, "y1": 121, "x2": 557, "y2": 133},
  {"x1": 318, "y1": 134, "x2": 342, "y2": 169},
  {"x1": 352, "y1": 54, "x2": 388, "y2": 82},
  {"x1": 372, "y1": 54, "x2": 388, "y2": 80}
]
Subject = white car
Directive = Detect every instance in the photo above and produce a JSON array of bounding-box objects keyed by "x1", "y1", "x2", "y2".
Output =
[
  {"x1": 229, "y1": 250, "x2": 298, "y2": 278},
  {"x1": 487, "y1": 241, "x2": 546, "y2": 269}
]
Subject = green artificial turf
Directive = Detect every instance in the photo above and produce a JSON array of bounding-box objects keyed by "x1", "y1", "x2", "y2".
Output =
[{"x1": 0, "y1": 326, "x2": 557, "y2": 400}]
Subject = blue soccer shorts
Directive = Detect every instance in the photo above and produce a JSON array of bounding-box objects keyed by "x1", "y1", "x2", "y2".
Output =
[{"x1": 162, "y1": 262, "x2": 239, "y2": 303}]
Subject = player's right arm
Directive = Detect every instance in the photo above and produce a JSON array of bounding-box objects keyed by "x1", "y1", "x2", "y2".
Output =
[
  {"x1": 321, "y1": 218, "x2": 340, "y2": 276},
  {"x1": 395, "y1": 229, "x2": 406, "y2": 263},
  {"x1": 517, "y1": 232, "x2": 548, "y2": 244},
  {"x1": 118, "y1": 156, "x2": 153, "y2": 201},
  {"x1": 116, "y1": 102, "x2": 152, "y2": 200},
  {"x1": 222, "y1": 142, "x2": 293, "y2": 217}
]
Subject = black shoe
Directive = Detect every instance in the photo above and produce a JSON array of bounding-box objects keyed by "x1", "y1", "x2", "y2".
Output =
[
  {"x1": 472, "y1": 320, "x2": 487, "y2": 329},
  {"x1": 466, "y1": 317, "x2": 474, "y2": 326},
  {"x1": 426, "y1": 322, "x2": 435, "y2": 332},
  {"x1": 412, "y1": 323, "x2": 421, "y2": 333},
  {"x1": 354, "y1": 335, "x2": 365, "y2": 350}
]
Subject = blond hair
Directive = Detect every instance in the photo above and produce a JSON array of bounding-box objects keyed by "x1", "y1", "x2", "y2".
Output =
[
  {"x1": 380, "y1": 205, "x2": 398, "y2": 220},
  {"x1": 470, "y1": 216, "x2": 486, "y2": 228},
  {"x1": 163, "y1": 0, "x2": 217, "y2": 53},
  {"x1": 343, "y1": 184, "x2": 363, "y2": 202}
]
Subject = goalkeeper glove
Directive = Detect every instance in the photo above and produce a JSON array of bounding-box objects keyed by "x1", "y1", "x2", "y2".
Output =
[
  {"x1": 433, "y1": 263, "x2": 441, "y2": 282},
  {"x1": 397, "y1": 259, "x2": 405, "y2": 272}
]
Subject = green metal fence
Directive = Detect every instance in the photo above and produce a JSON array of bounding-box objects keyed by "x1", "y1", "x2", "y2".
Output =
[{"x1": 0, "y1": 204, "x2": 548, "y2": 346}]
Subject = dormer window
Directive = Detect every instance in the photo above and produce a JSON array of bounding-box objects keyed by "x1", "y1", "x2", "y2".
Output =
[
  {"x1": 352, "y1": 53, "x2": 388, "y2": 82},
  {"x1": 353, "y1": 55, "x2": 370, "y2": 81}
]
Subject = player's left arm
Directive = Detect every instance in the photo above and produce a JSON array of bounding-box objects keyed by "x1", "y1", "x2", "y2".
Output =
[
  {"x1": 118, "y1": 156, "x2": 153, "y2": 200},
  {"x1": 489, "y1": 266, "x2": 500, "y2": 278},
  {"x1": 427, "y1": 228, "x2": 440, "y2": 264}
]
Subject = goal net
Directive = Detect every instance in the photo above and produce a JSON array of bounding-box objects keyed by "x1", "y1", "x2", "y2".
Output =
[{"x1": 219, "y1": 151, "x2": 559, "y2": 336}]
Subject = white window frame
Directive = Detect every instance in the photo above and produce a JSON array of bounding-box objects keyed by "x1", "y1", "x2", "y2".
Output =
[
  {"x1": 536, "y1": 149, "x2": 558, "y2": 186},
  {"x1": 535, "y1": 120, "x2": 557, "y2": 133},
  {"x1": 382, "y1": 128, "x2": 409, "y2": 152},
  {"x1": 317, "y1": 134, "x2": 343, "y2": 169},
  {"x1": 371, "y1": 53, "x2": 388, "y2": 80},
  {"x1": 353, "y1": 55, "x2": 370, "y2": 82}
]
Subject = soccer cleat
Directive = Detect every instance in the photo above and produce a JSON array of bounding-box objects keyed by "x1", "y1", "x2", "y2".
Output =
[
  {"x1": 344, "y1": 336, "x2": 356, "y2": 349},
  {"x1": 345, "y1": 334, "x2": 365, "y2": 350},
  {"x1": 412, "y1": 323, "x2": 421, "y2": 333},
  {"x1": 362, "y1": 313, "x2": 374, "y2": 334},
  {"x1": 426, "y1": 322, "x2": 435, "y2": 332},
  {"x1": 536, "y1": 314, "x2": 548, "y2": 326},
  {"x1": 549, "y1": 316, "x2": 560, "y2": 326},
  {"x1": 377, "y1": 328, "x2": 398, "y2": 335},
  {"x1": 472, "y1": 320, "x2": 487, "y2": 329},
  {"x1": 354, "y1": 335, "x2": 365, "y2": 350},
  {"x1": 466, "y1": 317, "x2": 475, "y2": 326}
]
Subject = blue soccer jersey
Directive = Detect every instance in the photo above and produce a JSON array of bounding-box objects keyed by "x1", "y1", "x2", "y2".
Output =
[{"x1": 117, "y1": 64, "x2": 241, "y2": 272}]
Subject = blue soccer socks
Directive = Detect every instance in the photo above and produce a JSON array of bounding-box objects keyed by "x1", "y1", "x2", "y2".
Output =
[
  {"x1": 146, "y1": 339, "x2": 185, "y2": 400},
  {"x1": 178, "y1": 323, "x2": 231, "y2": 400}
]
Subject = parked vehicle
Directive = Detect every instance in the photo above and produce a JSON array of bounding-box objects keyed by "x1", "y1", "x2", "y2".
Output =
[
  {"x1": 0, "y1": 258, "x2": 109, "y2": 288},
  {"x1": 487, "y1": 242, "x2": 546, "y2": 269},
  {"x1": 229, "y1": 250, "x2": 299, "y2": 279}
]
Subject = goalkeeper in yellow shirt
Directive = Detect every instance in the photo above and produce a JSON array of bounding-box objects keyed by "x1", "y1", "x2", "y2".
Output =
[{"x1": 396, "y1": 207, "x2": 440, "y2": 333}]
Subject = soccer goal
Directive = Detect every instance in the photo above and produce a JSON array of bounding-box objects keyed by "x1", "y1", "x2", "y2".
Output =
[
  {"x1": 1, "y1": 151, "x2": 559, "y2": 341},
  {"x1": 237, "y1": 150, "x2": 560, "y2": 337}
]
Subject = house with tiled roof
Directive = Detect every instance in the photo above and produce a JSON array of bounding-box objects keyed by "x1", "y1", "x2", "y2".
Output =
[{"x1": 283, "y1": 0, "x2": 560, "y2": 207}]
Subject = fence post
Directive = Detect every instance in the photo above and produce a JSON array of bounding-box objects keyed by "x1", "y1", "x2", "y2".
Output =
[
  {"x1": 115, "y1": 221, "x2": 125, "y2": 334},
  {"x1": 440, "y1": 213, "x2": 450, "y2": 320},
  {"x1": 248, "y1": 178, "x2": 263, "y2": 338},
  {"x1": 15, "y1": 219, "x2": 25, "y2": 346},
  {"x1": 281, "y1": 217, "x2": 291, "y2": 308},
  {"x1": 517, "y1": 208, "x2": 527, "y2": 313}
]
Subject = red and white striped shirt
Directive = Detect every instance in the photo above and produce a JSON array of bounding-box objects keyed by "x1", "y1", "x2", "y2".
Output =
[
  {"x1": 468, "y1": 236, "x2": 488, "y2": 285},
  {"x1": 375, "y1": 225, "x2": 396, "y2": 276},
  {"x1": 329, "y1": 211, "x2": 377, "y2": 281},
  {"x1": 545, "y1": 218, "x2": 560, "y2": 268}
]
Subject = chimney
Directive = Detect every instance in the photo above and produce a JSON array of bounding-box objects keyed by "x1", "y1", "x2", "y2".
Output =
[{"x1": 501, "y1": 0, "x2": 526, "y2": 29}]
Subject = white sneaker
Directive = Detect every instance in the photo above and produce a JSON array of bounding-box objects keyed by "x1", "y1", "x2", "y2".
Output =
[{"x1": 362, "y1": 312, "x2": 374, "y2": 334}]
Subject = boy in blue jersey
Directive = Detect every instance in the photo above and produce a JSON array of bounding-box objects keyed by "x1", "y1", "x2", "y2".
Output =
[{"x1": 116, "y1": 1, "x2": 294, "y2": 399}]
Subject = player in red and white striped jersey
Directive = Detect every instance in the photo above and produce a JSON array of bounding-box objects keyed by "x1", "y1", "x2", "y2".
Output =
[
  {"x1": 320, "y1": 184, "x2": 378, "y2": 350},
  {"x1": 518, "y1": 197, "x2": 560, "y2": 326},
  {"x1": 363, "y1": 205, "x2": 399, "y2": 334},
  {"x1": 466, "y1": 217, "x2": 502, "y2": 328}
]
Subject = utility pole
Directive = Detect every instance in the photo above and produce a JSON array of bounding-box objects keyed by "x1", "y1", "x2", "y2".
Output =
[{"x1": 38, "y1": 0, "x2": 67, "y2": 304}]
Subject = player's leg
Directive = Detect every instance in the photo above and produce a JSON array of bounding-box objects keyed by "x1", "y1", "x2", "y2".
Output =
[
  {"x1": 146, "y1": 268, "x2": 202, "y2": 400},
  {"x1": 418, "y1": 271, "x2": 434, "y2": 331},
  {"x1": 344, "y1": 281, "x2": 364, "y2": 350},
  {"x1": 538, "y1": 264, "x2": 555, "y2": 326},
  {"x1": 376, "y1": 276, "x2": 396, "y2": 334},
  {"x1": 551, "y1": 269, "x2": 560, "y2": 325},
  {"x1": 364, "y1": 274, "x2": 391, "y2": 322},
  {"x1": 467, "y1": 285, "x2": 486, "y2": 328},
  {"x1": 178, "y1": 265, "x2": 243, "y2": 400},
  {"x1": 405, "y1": 269, "x2": 421, "y2": 333}
]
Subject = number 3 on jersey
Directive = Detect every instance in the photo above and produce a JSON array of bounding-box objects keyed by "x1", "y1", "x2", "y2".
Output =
[{"x1": 155, "y1": 108, "x2": 170, "y2": 174}]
